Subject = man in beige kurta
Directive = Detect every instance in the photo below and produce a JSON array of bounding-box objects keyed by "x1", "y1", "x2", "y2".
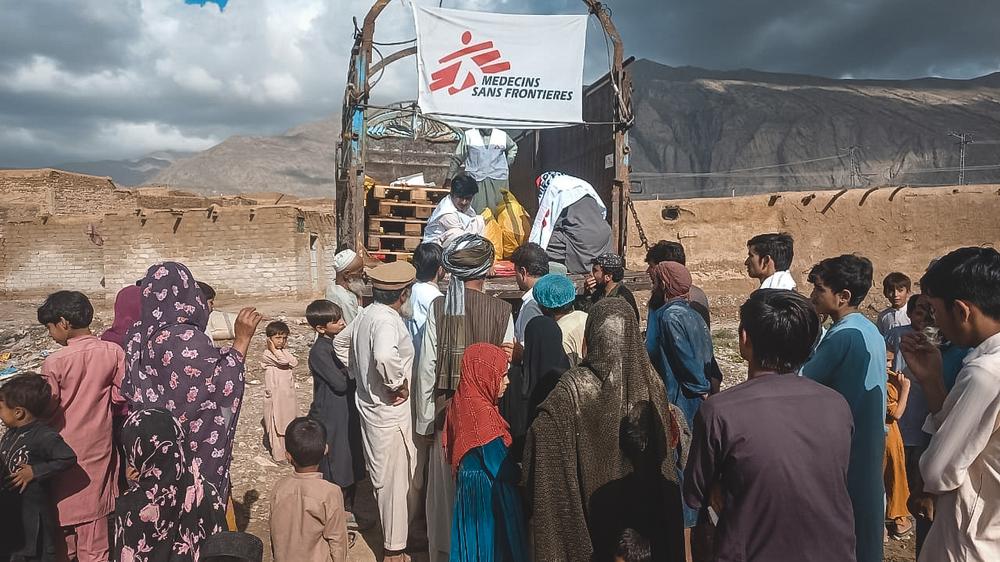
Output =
[{"x1": 347, "y1": 261, "x2": 419, "y2": 561}]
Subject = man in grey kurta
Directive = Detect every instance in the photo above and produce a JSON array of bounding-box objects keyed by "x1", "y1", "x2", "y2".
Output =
[{"x1": 447, "y1": 127, "x2": 517, "y2": 215}]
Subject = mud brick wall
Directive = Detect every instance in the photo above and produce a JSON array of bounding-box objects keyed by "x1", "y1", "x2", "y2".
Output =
[
  {"x1": 0, "y1": 169, "x2": 135, "y2": 215},
  {"x1": 100, "y1": 206, "x2": 337, "y2": 300},
  {"x1": 0, "y1": 216, "x2": 107, "y2": 298},
  {"x1": 0, "y1": 206, "x2": 337, "y2": 301},
  {"x1": 628, "y1": 184, "x2": 1000, "y2": 297}
]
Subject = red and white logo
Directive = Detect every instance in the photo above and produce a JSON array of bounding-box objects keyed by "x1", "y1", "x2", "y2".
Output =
[{"x1": 429, "y1": 31, "x2": 512, "y2": 95}]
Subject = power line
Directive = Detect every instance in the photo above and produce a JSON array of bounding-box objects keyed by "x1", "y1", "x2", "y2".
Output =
[{"x1": 948, "y1": 131, "x2": 974, "y2": 185}]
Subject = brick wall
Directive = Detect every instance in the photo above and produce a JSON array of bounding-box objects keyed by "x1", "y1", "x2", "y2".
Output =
[
  {"x1": 0, "y1": 205, "x2": 337, "y2": 301},
  {"x1": 0, "y1": 169, "x2": 135, "y2": 215},
  {"x1": 0, "y1": 216, "x2": 107, "y2": 297}
]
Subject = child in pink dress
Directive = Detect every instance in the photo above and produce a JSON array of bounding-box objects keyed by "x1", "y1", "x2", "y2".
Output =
[{"x1": 262, "y1": 321, "x2": 298, "y2": 462}]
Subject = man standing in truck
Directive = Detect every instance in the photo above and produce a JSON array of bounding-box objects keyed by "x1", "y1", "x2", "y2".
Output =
[{"x1": 446, "y1": 127, "x2": 518, "y2": 214}]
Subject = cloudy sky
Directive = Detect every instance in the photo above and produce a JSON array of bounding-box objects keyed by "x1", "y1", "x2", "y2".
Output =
[{"x1": 2, "y1": 0, "x2": 998, "y2": 167}]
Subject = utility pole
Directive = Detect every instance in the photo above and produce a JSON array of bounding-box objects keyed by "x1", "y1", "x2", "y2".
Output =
[
  {"x1": 948, "y1": 131, "x2": 974, "y2": 185},
  {"x1": 847, "y1": 145, "x2": 871, "y2": 188}
]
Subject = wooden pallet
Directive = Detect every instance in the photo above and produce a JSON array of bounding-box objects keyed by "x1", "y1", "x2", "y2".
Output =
[
  {"x1": 378, "y1": 200, "x2": 435, "y2": 219},
  {"x1": 367, "y1": 250, "x2": 414, "y2": 263},
  {"x1": 367, "y1": 233, "x2": 421, "y2": 252},
  {"x1": 373, "y1": 184, "x2": 449, "y2": 202},
  {"x1": 367, "y1": 216, "x2": 425, "y2": 236}
]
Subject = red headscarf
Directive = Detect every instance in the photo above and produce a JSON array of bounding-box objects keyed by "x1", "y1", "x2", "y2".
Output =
[
  {"x1": 443, "y1": 343, "x2": 512, "y2": 472},
  {"x1": 100, "y1": 284, "x2": 142, "y2": 349},
  {"x1": 652, "y1": 261, "x2": 693, "y2": 300}
]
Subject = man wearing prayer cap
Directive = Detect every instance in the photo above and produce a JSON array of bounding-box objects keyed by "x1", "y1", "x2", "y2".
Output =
[
  {"x1": 535, "y1": 273, "x2": 588, "y2": 366},
  {"x1": 529, "y1": 171, "x2": 613, "y2": 274},
  {"x1": 414, "y1": 233, "x2": 514, "y2": 562},
  {"x1": 326, "y1": 249, "x2": 365, "y2": 325},
  {"x1": 583, "y1": 253, "x2": 640, "y2": 320},
  {"x1": 422, "y1": 173, "x2": 486, "y2": 248},
  {"x1": 344, "y1": 260, "x2": 420, "y2": 562}
]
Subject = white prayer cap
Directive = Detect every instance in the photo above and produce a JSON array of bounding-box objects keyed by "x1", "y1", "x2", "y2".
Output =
[{"x1": 333, "y1": 249, "x2": 363, "y2": 273}]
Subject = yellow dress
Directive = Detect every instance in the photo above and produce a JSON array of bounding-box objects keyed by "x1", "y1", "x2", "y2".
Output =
[{"x1": 884, "y1": 380, "x2": 910, "y2": 520}]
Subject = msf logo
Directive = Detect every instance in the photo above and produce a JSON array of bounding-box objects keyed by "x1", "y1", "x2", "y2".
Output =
[{"x1": 430, "y1": 31, "x2": 511, "y2": 95}]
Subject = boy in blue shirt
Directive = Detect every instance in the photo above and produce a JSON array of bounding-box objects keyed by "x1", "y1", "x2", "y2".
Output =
[{"x1": 802, "y1": 254, "x2": 887, "y2": 562}]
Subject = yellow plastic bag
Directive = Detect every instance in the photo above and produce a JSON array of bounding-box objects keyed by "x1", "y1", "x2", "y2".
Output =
[{"x1": 481, "y1": 190, "x2": 531, "y2": 260}]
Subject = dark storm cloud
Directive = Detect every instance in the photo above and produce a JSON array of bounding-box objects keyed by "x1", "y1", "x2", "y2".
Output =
[
  {"x1": 605, "y1": 0, "x2": 1000, "y2": 79},
  {"x1": 2, "y1": 0, "x2": 999, "y2": 168}
]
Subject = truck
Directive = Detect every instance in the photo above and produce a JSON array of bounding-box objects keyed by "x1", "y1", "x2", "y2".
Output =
[{"x1": 335, "y1": 0, "x2": 648, "y2": 298}]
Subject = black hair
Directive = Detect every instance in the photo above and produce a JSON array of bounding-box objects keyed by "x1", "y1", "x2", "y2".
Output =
[
  {"x1": 0, "y1": 374, "x2": 53, "y2": 417},
  {"x1": 740, "y1": 289, "x2": 820, "y2": 373},
  {"x1": 645, "y1": 240, "x2": 686, "y2": 266},
  {"x1": 596, "y1": 263, "x2": 625, "y2": 283},
  {"x1": 905, "y1": 293, "x2": 923, "y2": 316},
  {"x1": 199, "y1": 282, "x2": 216, "y2": 301},
  {"x1": 413, "y1": 243, "x2": 444, "y2": 283},
  {"x1": 305, "y1": 300, "x2": 342, "y2": 328},
  {"x1": 265, "y1": 321, "x2": 290, "y2": 337},
  {"x1": 511, "y1": 243, "x2": 550, "y2": 277},
  {"x1": 807, "y1": 254, "x2": 873, "y2": 307},
  {"x1": 747, "y1": 233, "x2": 794, "y2": 271},
  {"x1": 539, "y1": 302, "x2": 575, "y2": 317},
  {"x1": 615, "y1": 528, "x2": 652, "y2": 562},
  {"x1": 284, "y1": 417, "x2": 327, "y2": 466},
  {"x1": 37, "y1": 290, "x2": 94, "y2": 328},
  {"x1": 450, "y1": 173, "x2": 479, "y2": 198},
  {"x1": 920, "y1": 246, "x2": 1000, "y2": 320},
  {"x1": 372, "y1": 286, "x2": 407, "y2": 306},
  {"x1": 882, "y1": 272, "x2": 912, "y2": 292}
]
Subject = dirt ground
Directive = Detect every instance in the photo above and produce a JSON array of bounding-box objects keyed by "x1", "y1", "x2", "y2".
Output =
[{"x1": 0, "y1": 291, "x2": 915, "y2": 562}]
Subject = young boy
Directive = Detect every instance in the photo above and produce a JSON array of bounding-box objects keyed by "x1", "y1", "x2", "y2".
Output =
[
  {"x1": 801, "y1": 255, "x2": 887, "y2": 562},
  {"x1": 900, "y1": 247, "x2": 1000, "y2": 561},
  {"x1": 37, "y1": 290, "x2": 125, "y2": 562},
  {"x1": 306, "y1": 300, "x2": 362, "y2": 511},
  {"x1": 269, "y1": 417, "x2": 349, "y2": 562},
  {"x1": 262, "y1": 321, "x2": 298, "y2": 463},
  {"x1": 0, "y1": 374, "x2": 77, "y2": 562},
  {"x1": 878, "y1": 272, "x2": 912, "y2": 337}
]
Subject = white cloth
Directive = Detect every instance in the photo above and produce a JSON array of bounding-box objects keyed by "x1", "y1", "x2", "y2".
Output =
[
  {"x1": 347, "y1": 302, "x2": 418, "y2": 551},
  {"x1": 407, "y1": 281, "x2": 444, "y2": 341},
  {"x1": 760, "y1": 270, "x2": 797, "y2": 290},
  {"x1": 422, "y1": 195, "x2": 485, "y2": 247},
  {"x1": 918, "y1": 332, "x2": 1000, "y2": 562},
  {"x1": 413, "y1": 297, "x2": 514, "y2": 436},
  {"x1": 426, "y1": 430, "x2": 455, "y2": 562},
  {"x1": 529, "y1": 174, "x2": 606, "y2": 250},
  {"x1": 514, "y1": 289, "x2": 542, "y2": 344},
  {"x1": 325, "y1": 283, "x2": 361, "y2": 326},
  {"x1": 557, "y1": 310, "x2": 588, "y2": 366},
  {"x1": 332, "y1": 249, "x2": 359, "y2": 273},
  {"x1": 877, "y1": 306, "x2": 911, "y2": 337}
]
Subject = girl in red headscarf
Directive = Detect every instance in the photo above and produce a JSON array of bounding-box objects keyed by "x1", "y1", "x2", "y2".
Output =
[{"x1": 444, "y1": 343, "x2": 528, "y2": 562}]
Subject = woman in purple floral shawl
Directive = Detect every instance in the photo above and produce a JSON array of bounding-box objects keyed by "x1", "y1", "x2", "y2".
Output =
[
  {"x1": 123, "y1": 262, "x2": 261, "y2": 501},
  {"x1": 112, "y1": 408, "x2": 226, "y2": 562}
]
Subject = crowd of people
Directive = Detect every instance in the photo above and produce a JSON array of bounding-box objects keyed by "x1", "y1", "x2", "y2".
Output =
[{"x1": 1, "y1": 177, "x2": 999, "y2": 562}]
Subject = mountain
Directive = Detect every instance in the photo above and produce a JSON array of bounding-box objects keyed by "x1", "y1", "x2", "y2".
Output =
[
  {"x1": 140, "y1": 60, "x2": 1000, "y2": 198},
  {"x1": 56, "y1": 151, "x2": 193, "y2": 187},
  {"x1": 626, "y1": 59, "x2": 1000, "y2": 198},
  {"x1": 146, "y1": 117, "x2": 339, "y2": 197}
]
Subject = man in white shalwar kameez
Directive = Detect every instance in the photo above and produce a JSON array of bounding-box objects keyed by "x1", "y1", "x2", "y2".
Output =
[
  {"x1": 422, "y1": 173, "x2": 485, "y2": 248},
  {"x1": 326, "y1": 249, "x2": 364, "y2": 325},
  {"x1": 347, "y1": 261, "x2": 419, "y2": 562}
]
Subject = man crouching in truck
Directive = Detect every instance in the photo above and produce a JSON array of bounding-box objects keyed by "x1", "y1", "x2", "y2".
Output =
[{"x1": 529, "y1": 171, "x2": 613, "y2": 274}]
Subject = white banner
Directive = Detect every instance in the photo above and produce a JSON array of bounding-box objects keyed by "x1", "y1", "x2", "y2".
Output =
[{"x1": 412, "y1": 5, "x2": 586, "y2": 129}]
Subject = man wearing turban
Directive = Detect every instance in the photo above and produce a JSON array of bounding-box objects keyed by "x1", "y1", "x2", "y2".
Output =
[
  {"x1": 326, "y1": 249, "x2": 364, "y2": 325},
  {"x1": 413, "y1": 233, "x2": 514, "y2": 562},
  {"x1": 648, "y1": 261, "x2": 723, "y2": 533}
]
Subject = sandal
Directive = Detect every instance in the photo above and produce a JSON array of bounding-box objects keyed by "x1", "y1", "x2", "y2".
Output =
[{"x1": 891, "y1": 519, "x2": 914, "y2": 540}]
